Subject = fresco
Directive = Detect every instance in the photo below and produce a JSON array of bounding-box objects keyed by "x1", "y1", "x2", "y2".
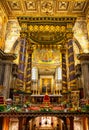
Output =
[
  {"x1": 32, "y1": 48, "x2": 61, "y2": 65},
  {"x1": 73, "y1": 18, "x2": 89, "y2": 53},
  {"x1": 4, "y1": 20, "x2": 20, "y2": 53}
]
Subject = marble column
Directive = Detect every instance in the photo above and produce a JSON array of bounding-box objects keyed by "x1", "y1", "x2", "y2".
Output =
[
  {"x1": 0, "y1": 60, "x2": 5, "y2": 96},
  {"x1": 69, "y1": 117, "x2": 74, "y2": 130},
  {"x1": 3, "y1": 117, "x2": 9, "y2": 130},
  {"x1": 0, "y1": 59, "x2": 2, "y2": 85},
  {"x1": 82, "y1": 117, "x2": 88, "y2": 130},
  {"x1": 86, "y1": 117, "x2": 89, "y2": 130},
  {"x1": 18, "y1": 117, "x2": 23, "y2": 130},
  {"x1": 62, "y1": 117, "x2": 68, "y2": 130},
  {"x1": 68, "y1": 39, "x2": 76, "y2": 90},
  {"x1": 61, "y1": 48, "x2": 67, "y2": 93},
  {"x1": 3, "y1": 61, "x2": 12, "y2": 99},
  {"x1": 0, "y1": 117, "x2": 3, "y2": 130},
  {"x1": 78, "y1": 53, "x2": 89, "y2": 98},
  {"x1": 24, "y1": 117, "x2": 31, "y2": 130},
  {"x1": 12, "y1": 64, "x2": 18, "y2": 89},
  {"x1": 58, "y1": 119, "x2": 62, "y2": 130},
  {"x1": 0, "y1": 60, "x2": 5, "y2": 86}
]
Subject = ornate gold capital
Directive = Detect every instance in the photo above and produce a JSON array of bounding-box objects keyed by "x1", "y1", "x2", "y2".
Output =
[
  {"x1": 20, "y1": 32, "x2": 28, "y2": 39},
  {"x1": 60, "y1": 46, "x2": 66, "y2": 54},
  {"x1": 66, "y1": 32, "x2": 73, "y2": 40}
]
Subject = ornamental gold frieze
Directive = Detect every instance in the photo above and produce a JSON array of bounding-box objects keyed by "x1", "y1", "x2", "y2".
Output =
[
  {"x1": 18, "y1": 17, "x2": 76, "y2": 44},
  {"x1": 0, "y1": 112, "x2": 89, "y2": 118},
  {"x1": 17, "y1": 17, "x2": 76, "y2": 24}
]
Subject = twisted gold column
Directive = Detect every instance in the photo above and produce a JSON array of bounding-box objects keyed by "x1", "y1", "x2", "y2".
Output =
[
  {"x1": 61, "y1": 48, "x2": 67, "y2": 93},
  {"x1": 17, "y1": 33, "x2": 27, "y2": 91},
  {"x1": 25, "y1": 47, "x2": 33, "y2": 93},
  {"x1": 68, "y1": 39, "x2": 76, "y2": 90}
]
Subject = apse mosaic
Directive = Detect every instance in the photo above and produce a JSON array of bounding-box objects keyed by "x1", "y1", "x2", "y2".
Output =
[{"x1": 32, "y1": 48, "x2": 61, "y2": 65}]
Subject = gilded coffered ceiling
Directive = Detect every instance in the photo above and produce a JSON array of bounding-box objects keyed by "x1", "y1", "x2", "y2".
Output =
[{"x1": 0, "y1": 0, "x2": 89, "y2": 17}]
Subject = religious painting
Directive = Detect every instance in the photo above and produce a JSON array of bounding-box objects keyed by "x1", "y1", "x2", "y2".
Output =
[{"x1": 42, "y1": 78, "x2": 51, "y2": 94}]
